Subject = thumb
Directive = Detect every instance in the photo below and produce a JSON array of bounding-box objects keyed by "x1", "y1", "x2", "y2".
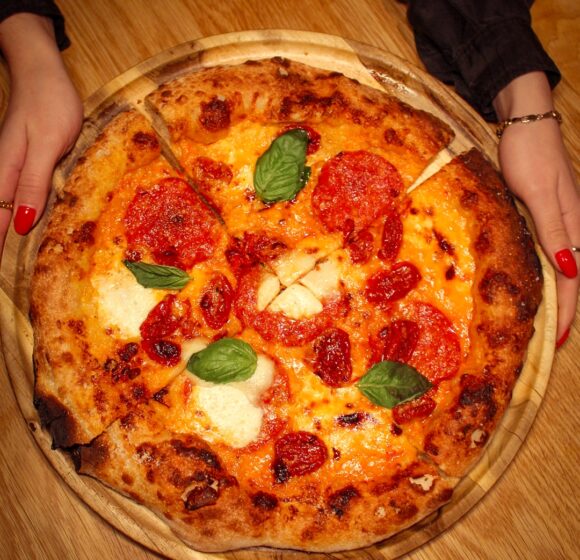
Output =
[{"x1": 13, "y1": 138, "x2": 59, "y2": 236}]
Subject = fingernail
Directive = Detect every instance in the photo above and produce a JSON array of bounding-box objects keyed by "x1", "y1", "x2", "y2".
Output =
[
  {"x1": 556, "y1": 327, "x2": 570, "y2": 349},
  {"x1": 14, "y1": 205, "x2": 37, "y2": 235},
  {"x1": 555, "y1": 249, "x2": 578, "y2": 279}
]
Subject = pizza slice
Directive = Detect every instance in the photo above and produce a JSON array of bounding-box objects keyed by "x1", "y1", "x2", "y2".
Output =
[
  {"x1": 145, "y1": 58, "x2": 454, "y2": 285},
  {"x1": 77, "y1": 330, "x2": 457, "y2": 552},
  {"x1": 32, "y1": 110, "x2": 239, "y2": 446}
]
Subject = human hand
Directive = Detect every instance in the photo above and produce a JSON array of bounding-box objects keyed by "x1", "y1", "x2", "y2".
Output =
[
  {"x1": 0, "y1": 13, "x2": 83, "y2": 259},
  {"x1": 494, "y1": 73, "x2": 579, "y2": 346}
]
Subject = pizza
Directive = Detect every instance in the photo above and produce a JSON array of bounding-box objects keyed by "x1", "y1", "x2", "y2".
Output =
[{"x1": 30, "y1": 58, "x2": 543, "y2": 552}]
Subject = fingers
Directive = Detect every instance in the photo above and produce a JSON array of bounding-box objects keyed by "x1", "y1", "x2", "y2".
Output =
[
  {"x1": 12, "y1": 134, "x2": 61, "y2": 235},
  {"x1": 555, "y1": 273, "x2": 579, "y2": 346}
]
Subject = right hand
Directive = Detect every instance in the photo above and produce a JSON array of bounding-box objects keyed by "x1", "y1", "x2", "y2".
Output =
[{"x1": 0, "y1": 13, "x2": 83, "y2": 258}]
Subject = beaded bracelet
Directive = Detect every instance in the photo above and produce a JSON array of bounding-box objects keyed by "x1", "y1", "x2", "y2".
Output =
[{"x1": 496, "y1": 110, "x2": 562, "y2": 138}]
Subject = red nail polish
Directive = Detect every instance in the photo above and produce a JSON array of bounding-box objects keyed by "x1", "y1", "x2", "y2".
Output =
[
  {"x1": 556, "y1": 327, "x2": 570, "y2": 349},
  {"x1": 555, "y1": 249, "x2": 578, "y2": 279},
  {"x1": 14, "y1": 205, "x2": 37, "y2": 235}
]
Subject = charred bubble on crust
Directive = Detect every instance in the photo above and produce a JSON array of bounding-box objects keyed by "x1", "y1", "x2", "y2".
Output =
[
  {"x1": 460, "y1": 188, "x2": 478, "y2": 209},
  {"x1": 478, "y1": 268, "x2": 519, "y2": 304},
  {"x1": 33, "y1": 393, "x2": 78, "y2": 448},
  {"x1": 389, "y1": 499, "x2": 419, "y2": 521},
  {"x1": 170, "y1": 439, "x2": 222, "y2": 470},
  {"x1": 67, "y1": 319, "x2": 86, "y2": 336},
  {"x1": 459, "y1": 374, "x2": 497, "y2": 421},
  {"x1": 184, "y1": 486, "x2": 219, "y2": 511},
  {"x1": 328, "y1": 485, "x2": 360, "y2": 518},
  {"x1": 252, "y1": 491, "x2": 279, "y2": 510},
  {"x1": 72, "y1": 221, "x2": 96, "y2": 245},
  {"x1": 384, "y1": 128, "x2": 404, "y2": 146},
  {"x1": 199, "y1": 96, "x2": 231, "y2": 132},
  {"x1": 474, "y1": 228, "x2": 492, "y2": 254},
  {"x1": 131, "y1": 130, "x2": 159, "y2": 150}
]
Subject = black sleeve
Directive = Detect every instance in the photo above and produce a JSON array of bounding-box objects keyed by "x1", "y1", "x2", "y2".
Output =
[
  {"x1": 0, "y1": 0, "x2": 69, "y2": 50},
  {"x1": 406, "y1": 0, "x2": 560, "y2": 121}
]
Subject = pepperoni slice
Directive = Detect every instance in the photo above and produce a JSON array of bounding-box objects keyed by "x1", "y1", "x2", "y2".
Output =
[
  {"x1": 371, "y1": 319, "x2": 420, "y2": 365},
  {"x1": 273, "y1": 431, "x2": 328, "y2": 482},
  {"x1": 200, "y1": 273, "x2": 234, "y2": 330},
  {"x1": 402, "y1": 303, "x2": 461, "y2": 383},
  {"x1": 124, "y1": 177, "x2": 218, "y2": 270},
  {"x1": 312, "y1": 151, "x2": 403, "y2": 234},
  {"x1": 140, "y1": 295, "x2": 192, "y2": 366},
  {"x1": 281, "y1": 125, "x2": 321, "y2": 155},
  {"x1": 365, "y1": 262, "x2": 421, "y2": 308},
  {"x1": 347, "y1": 229, "x2": 374, "y2": 264},
  {"x1": 313, "y1": 328, "x2": 352, "y2": 387},
  {"x1": 378, "y1": 210, "x2": 403, "y2": 262},
  {"x1": 392, "y1": 390, "x2": 437, "y2": 424}
]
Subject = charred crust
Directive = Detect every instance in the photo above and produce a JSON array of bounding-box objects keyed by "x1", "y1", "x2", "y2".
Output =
[
  {"x1": 459, "y1": 374, "x2": 497, "y2": 421},
  {"x1": 184, "y1": 486, "x2": 219, "y2": 511},
  {"x1": 170, "y1": 439, "x2": 222, "y2": 470},
  {"x1": 131, "y1": 131, "x2": 159, "y2": 150},
  {"x1": 252, "y1": 491, "x2": 279, "y2": 510},
  {"x1": 199, "y1": 96, "x2": 231, "y2": 132},
  {"x1": 328, "y1": 485, "x2": 360, "y2": 518},
  {"x1": 78, "y1": 437, "x2": 110, "y2": 470},
  {"x1": 33, "y1": 393, "x2": 78, "y2": 448},
  {"x1": 71, "y1": 221, "x2": 96, "y2": 245},
  {"x1": 478, "y1": 268, "x2": 520, "y2": 304}
]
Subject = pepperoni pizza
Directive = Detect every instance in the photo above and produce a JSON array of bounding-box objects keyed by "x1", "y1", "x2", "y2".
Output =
[{"x1": 31, "y1": 58, "x2": 543, "y2": 552}]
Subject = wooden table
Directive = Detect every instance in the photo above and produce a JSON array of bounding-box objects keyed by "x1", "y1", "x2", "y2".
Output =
[{"x1": 1, "y1": 1, "x2": 578, "y2": 559}]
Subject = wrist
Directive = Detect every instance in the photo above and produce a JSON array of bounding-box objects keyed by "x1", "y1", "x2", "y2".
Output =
[
  {"x1": 0, "y1": 13, "x2": 62, "y2": 76},
  {"x1": 493, "y1": 72, "x2": 554, "y2": 121}
]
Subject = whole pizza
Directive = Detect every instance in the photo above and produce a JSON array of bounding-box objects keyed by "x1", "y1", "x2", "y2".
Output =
[{"x1": 31, "y1": 58, "x2": 542, "y2": 552}]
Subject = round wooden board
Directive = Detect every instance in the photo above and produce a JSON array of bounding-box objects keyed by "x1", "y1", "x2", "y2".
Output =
[{"x1": 0, "y1": 30, "x2": 557, "y2": 560}]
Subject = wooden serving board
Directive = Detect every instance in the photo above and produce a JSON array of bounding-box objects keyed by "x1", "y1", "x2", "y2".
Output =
[{"x1": 0, "y1": 31, "x2": 557, "y2": 560}]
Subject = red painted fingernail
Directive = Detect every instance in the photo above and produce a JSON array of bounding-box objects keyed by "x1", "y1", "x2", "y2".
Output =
[
  {"x1": 556, "y1": 327, "x2": 570, "y2": 349},
  {"x1": 13, "y1": 205, "x2": 36, "y2": 235},
  {"x1": 555, "y1": 249, "x2": 578, "y2": 279}
]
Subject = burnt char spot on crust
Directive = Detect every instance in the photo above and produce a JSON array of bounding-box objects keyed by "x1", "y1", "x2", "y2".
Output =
[
  {"x1": 459, "y1": 374, "x2": 498, "y2": 421},
  {"x1": 199, "y1": 96, "x2": 231, "y2": 132},
  {"x1": 77, "y1": 437, "x2": 110, "y2": 470},
  {"x1": 33, "y1": 393, "x2": 79, "y2": 448},
  {"x1": 72, "y1": 221, "x2": 96, "y2": 245},
  {"x1": 478, "y1": 268, "x2": 520, "y2": 304},
  {"x1": 131, "y1": 131, "x2": 159, "y2": 150},
  {"x1": 184, "y1": 486, "x2": 219, "y2": 511},
  {"x1": 252, "y1": 491, "x2": 279, "y2": 510},
  {"x1": 328, "y1": 485, "x2": 360, "y2": 518},
  {"x1": 170, "y1": 439, "x2": 221, "y2": 470}
]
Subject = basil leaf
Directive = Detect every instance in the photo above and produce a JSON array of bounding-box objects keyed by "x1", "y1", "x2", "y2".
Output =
[
  {"x1": 187, "y1": 338, "x2": 257, "y2": 384},
  {"x1": 124, "y1": 260, "x2": 191, "y2": 290},
  {"x1": 254, "y1": 129, "x2": 310, "y2": 203},
  {"x1": 356, "y1": 361, "x2": 432, "y2": 409}
]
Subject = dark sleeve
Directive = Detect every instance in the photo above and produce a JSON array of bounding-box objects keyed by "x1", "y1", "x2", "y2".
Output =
[
  {"x1": 406, "y1": 0, "x2": 560, "y2": 121},
  {"x1": 0, "y1": 0, "x2": 69, "y2": 50}
]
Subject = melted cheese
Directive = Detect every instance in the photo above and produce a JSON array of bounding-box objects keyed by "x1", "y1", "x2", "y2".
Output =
[
  {"x1": 256, "y1": 272, "x2": 281, "y2": 311},
  {"x1": 267, "y1": 283, "x2": 323, "y2": 319},
  {"x1": 190, "y1": 351, "x2": 275, "y2": 448},
  {"x1": 92, "y1": 266, "x2": 162, "y2": 338},
  {"x1": 299, "y1": 256, "x2": 342, "y2": 300},
  {"x1": 270, "y1": 236, "x2": 341, "y2": 287}
]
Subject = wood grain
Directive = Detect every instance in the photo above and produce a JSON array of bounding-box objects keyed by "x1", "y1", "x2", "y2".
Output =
[{"x1": 0, "y1": 2, "x2": 578, "y2": 559}]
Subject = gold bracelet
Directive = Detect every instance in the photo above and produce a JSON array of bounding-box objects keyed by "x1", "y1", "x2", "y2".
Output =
[{"x1": 496, "y1": 110, "x2": 562, "y2": 138}]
